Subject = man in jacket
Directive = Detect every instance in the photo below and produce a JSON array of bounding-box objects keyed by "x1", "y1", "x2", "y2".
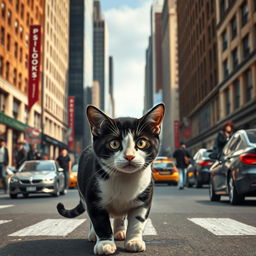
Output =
[
  {"x1": 0, "y1": 138, "x2": 9, "y2": 193},
  {"x1": 15, "y1": 141, "x2": 27, "y2": 169}
]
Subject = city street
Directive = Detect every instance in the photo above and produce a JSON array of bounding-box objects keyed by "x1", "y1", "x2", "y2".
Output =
[{"x1": 0, "y1": 186, "x2": 256, "y2": 256}]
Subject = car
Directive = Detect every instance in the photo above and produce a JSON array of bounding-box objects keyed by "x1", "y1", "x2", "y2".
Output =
[
  {"x1": 9, "y1": 160, "x2": 66, "y2": 198},
  {"x1": 152, "y1": 157, "x2": 179, "y2": 185},
  {"x1": 209, "y1": 129, "x2": 256, "y2": 205},
  {"x1": 69, "y1": 164, "x2": 78, "y2": 188},
  {"x1": 186, "y1": 149, "x2": 214, "y2": 188}
]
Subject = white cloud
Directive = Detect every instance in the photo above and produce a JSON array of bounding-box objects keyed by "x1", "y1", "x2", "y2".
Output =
[{"x1": 105, "y1": 0, "x2": 152, "y2": 118}]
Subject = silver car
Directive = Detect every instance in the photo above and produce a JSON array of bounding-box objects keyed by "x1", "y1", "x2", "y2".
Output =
[{"x1": 9, "y1": 160, "x2": 66, "y2": 198}]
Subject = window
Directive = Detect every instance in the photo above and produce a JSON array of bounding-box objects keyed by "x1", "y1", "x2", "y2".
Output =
[
  {"x1": 15, "y1": 0, "x2": 19, "y2": 12},
  {"x1": 220, "y1": 0, "x2": 226, "y2": 20},
  {"x1": 19, "y1": 26, "x2": 23, "y2": 39},
  {"x1": 0, "y1": 91, "x2": 6, "y2": 112},
  {"x1": 6, "y1": 33, "x2": 10, "y2": 51},
  {"x1": 13, "y1": 68, "x2": 17, "y2": 85},
  {"x1": 223, "y1": 59, "x2": 229, "y2": 79},
  {"x1": 241, "y1": 1, "x2": 248, "y2": 27},
  {"x1": 18, "y1": 73, "x2": 22, "y2": 89},
  {"x1": 7, "y1": 10, "x2": 11, "y2": 26},
  {"x1": 225, "y1": 87, "x2": 231, "y2": 115},
  {"x1": 244, "y1": 69, "x2": 253, "y2": 101},
  {"x1": 5, "y1": 61, "x2": 9, "y2": 80},
  {"x1": 242, "y1": 34, "x2": 250, "y2": 59},
  {"x1": 20, "y1": 3, "x2": 24, "y2": 18},
  {"x1": 0, "y1": 56, "x2": 3, "y2": 76},
  {"x1": 231, "y1": 16, "x2": 237, "y2": 39},
  {"x1": 0, "y1": 26, "x2": 5, "y2": 45},
  {"x1": 222, "y1": 30, "x2": 228, "y2": 51},
  {"x1": 14, "y1": 42, "x2": 18, "y2": 58},
  {"x1": 1, "y1": 1, "x2": 6, "y2": 17},
  {"x1": 232, "y1": 48, "x2": 238, "y2": 70},
  {"x1": 234, "y1": 79, "x2": 240, "y2": 109},
  {"x1": 14, "y1": 19, "x2": 19, "y2": 33},
  {"x1": 13, "y1": 99, "x2": 19, "y2": 119},
  {"x1": 26, "y1": 12, "x2": 29, "y2": 26},
  {"x1": 254, "y1": 0, "x2": 256, "y2": 12},
  {"x1": 19, "y1": 47, "x2": 22, "y2": 63}
]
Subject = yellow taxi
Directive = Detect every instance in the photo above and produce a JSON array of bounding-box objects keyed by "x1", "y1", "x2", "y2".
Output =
[
  {"x1": 69, "y1": 164, "x2": 78, "y2": 188},
  {"x1": 152, "y1": 157, "x2": 179, "y2": 185}
]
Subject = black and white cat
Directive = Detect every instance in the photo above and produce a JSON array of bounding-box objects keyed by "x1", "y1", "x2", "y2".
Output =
[{"x1": 57, "y1": 103, "x2": 165, "y2": 255}]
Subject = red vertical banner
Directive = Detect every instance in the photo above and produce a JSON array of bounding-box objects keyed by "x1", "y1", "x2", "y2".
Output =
[
  {"x1": 28, "y1": 25, "x2": 41, "y2": 111},
  {"x1": 68, "y1": 97, "x2": 75, "y2": 150},
  {"x1": 174, "y1": 120, "x2": 180, "y2": 149}
]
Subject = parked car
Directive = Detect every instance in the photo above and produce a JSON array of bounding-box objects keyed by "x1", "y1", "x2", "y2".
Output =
[
  {"x1": 69, "y1": 164, "x2": 78, "y2": 188},
  {"x1": 209, "y1": 129, "x2": 256, "y2": 205},
  {"x1": 186, "y1": 149, "x2": 214, "y2": 188},
  {"x1": 9, "y1": 160, "x2": 66, "y2": 198},
  {"x1": 152, "y1": 157, "x2": 179, "y2": 185}
]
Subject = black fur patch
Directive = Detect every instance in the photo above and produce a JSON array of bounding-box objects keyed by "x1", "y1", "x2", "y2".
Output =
[{"x1": 136, "y1": 216, "x2": 146, "y2": 222}]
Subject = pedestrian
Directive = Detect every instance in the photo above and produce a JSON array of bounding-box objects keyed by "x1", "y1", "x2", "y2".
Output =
[
  {"x1": 56, "y1": 148, "x2": 72, "y2": 190},
  {"x1": 173, "y1": 142, "x2": 191, "y2": 190},
  {"x1": 0, "y1": 138, "x2": 9, "y2": 194},
  {"x1": 27, "y1": 144, "x2": 42, "y2": 160},
  {"x1": 213, "y1": 121, "x2": 235, "y2": 155},
  {"x1": 15, "y1": 141, "x2": 27, "y2": 170}
]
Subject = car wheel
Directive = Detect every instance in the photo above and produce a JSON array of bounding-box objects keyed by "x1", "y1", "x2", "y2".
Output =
[
  {"x1": 209, "y1": 180, "x2": 221, "y2": 201},
  {"x1": 10, "y1": 193, "x2": 18, "y2": 199},
  {"x1": 195, "y1": 175, "x2": 202, "y2": 188},
  {"x1": 23, "y1": 193, "x2": 29, "y2": 198},
  {"x1": 186, "y1": 176, "x2": 192, "y2": 188},
  {"x1": 228, "y1": 175, "x2": 244, "y2": 205},
  {"x1": 52, "y1": 182, "x2": 60, "y2": 197}
]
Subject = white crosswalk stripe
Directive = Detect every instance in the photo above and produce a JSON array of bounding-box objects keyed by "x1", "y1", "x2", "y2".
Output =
[
  {"x1": 0, "y1": 220, "x2": 12, "y2": 225},
  {"x1": 188, "y1": 218, "x2": 256, "y2": 236},
  {"x1": 144, "y1": 219, "x2": 158, "y2": 235},
  {"x1": 0, "y1": 205, "x2": 14, "y2": 210},
  {"x1": 9, "y1": 219, "x2": 86, "y2": 237}
]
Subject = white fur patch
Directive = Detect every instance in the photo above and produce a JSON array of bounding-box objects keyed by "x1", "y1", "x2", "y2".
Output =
[{"x1": 94, "y1": 237, "x2": 116, "y2": 255}]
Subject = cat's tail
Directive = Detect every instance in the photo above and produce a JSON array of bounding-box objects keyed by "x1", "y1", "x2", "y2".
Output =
[{"x1": 57, "y1": 201, "x2": 85, "y2": 218}]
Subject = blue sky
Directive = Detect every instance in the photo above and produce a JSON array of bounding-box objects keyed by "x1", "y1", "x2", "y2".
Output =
[{"x1": 100, "y1": 0, "x2": 155, "y2": 118}]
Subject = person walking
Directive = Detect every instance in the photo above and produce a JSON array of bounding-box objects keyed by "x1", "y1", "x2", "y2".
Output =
[
  {"x1": 0, "y1": 138, "x2": 9, "y2": 194},
  {"x1": 15, "y1": 141, "x2": 27, "y2": 170},
  {"x1": 27, "y1": 144, "x2": 42, "y2": 160},
  {"x1": 56, "y1": 148, "x2": 72, "y2": 190},
  {"x1": 214, "y1": 121, "x2": 235, "y2": 155},
  {"x1": 173, "y1": 142, "x2": 191, "y2": 190}
]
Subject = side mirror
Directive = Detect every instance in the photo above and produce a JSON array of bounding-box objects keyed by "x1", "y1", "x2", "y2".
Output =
[
  {"x1": 58, "y1": 168, "x2": 64, "y2": 172},
  {"x1": 209, "y1": 152, "x2": 218, "y2": 160}
]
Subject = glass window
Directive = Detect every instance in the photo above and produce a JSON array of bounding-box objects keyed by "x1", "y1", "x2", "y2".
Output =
[
  {"x1": 244, "y1": 69, "x2": 253, "y2": 101},
  {"x1": 20, "y1": 3, "x2": 24, "y2": 18},
  {"x1": 1, "y1": 2, "x2": 6, "y2": 17},
  {"x1": 0, "y1": 56, "x2": 3, "y2": 75},
  {"x1": 241, "y1": 1, "x2": 248, "y2": 27},
  {"x1": 7, "y1": 9, "x2": 11, "y2": 25},
  {"x1": 231, "y1": 16, "x2": 237, "y2": 39},
  {"x1": 16, "y1": 0, "x2": 19, "y2": 12},
  {"x1": 246, "y1": 131, "x2": 256, "y2": 143},
  {"x1": 0, "y1": 26, "x2": 5, "y2": 45},
  {"x1": 234, "y1": 79, "x2": 240, "y2": 109},
  {"x1": 225, "y1": 87, "x2": 230, "y2": 115},
  {"x1": 13, "y1": 99, "x2": 19, "y2": 119},
  {"x1": 14, "y1": 42, "x2": 18, "y2": 58},
  {"x1": 222, "y1": 30, "x2": 228, "y2": 51},
  {"x1": 242, "y1": 34, "x2": 250, "y2": 59},
  {"x1": 223, "y1": 59, "x2": 229, "y2": 79},
  {"x1": 232, "y1": 48, "x2": 238, "y2": 70},
  {"x1": 0, "y1": 91, "x2": 6, "y2": 112},
  {"x1": 5, "y1": 61, "x2": 9, "y2": 80},
  {"x1": 7, "y1": 33, "x2": 10, "y2": 51},
  {"x1": 21, "y1": 161, "x2": 55, "y2": 172},
  {"x1": 220, "y1": 0, "x2": 226, "y2": 20},
  {"x1": 13, "y1": 68, "x2": 17, "y2": 85}
]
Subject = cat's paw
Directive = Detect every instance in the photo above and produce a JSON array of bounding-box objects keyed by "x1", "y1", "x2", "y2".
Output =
[
  {"x1": 114, "y1": 230, "x2": 126, "y2": 240},
  {"x1": 94, "y1": 240, "x2": 117, "y2": 255},
  {"x1": 88, "y1": 229, "x2": 96, "y2": 242},
  {"x1": 125, "y1": 238, "x2": 146, "y2": 252}
]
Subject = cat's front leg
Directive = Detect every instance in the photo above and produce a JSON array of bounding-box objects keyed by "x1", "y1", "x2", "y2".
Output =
[
  {"x1": 88, "y1": 206, "x2": 116, "y2": 255},
  {"x1": 114, "y1": 217, "x2": 126, "y2": 240},
  {"x1": 124, "y1": 207, "x2": 148, "y2": 252}
]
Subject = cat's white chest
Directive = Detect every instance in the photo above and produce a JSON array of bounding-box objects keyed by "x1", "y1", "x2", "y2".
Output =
[{"x1": 98, "y1": 166, "x2": 152, "y2": 217}]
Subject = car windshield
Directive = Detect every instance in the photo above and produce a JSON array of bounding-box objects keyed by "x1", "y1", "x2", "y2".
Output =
[
  {"x1": 21, "y1": 162, "x2": 55, "y2": 172},
  {"x1": 72, "y1": 164, "x2": 78, "y2": 172},
  {"x1": 246, "y1": 131, "x2": 256, "y2": 144},
  {"x1": 153, "y1": 162, "x2": 174, "y2": 168}
]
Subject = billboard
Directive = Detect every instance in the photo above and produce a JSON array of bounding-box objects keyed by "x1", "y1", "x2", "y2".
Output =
[{"x1": 68, "y1": 96, "x2": 75, "y2": 150}]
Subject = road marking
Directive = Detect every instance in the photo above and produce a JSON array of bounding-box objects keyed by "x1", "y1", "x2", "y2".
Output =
[
  {"x1": 9, "y1": 219, "x2": 86, "y2": 237},
  {"x1": 0, "y1": 220, "x2": 12, "y2": 225},
  {"x1": 143, "y1": 219, "x2": 158, "y2": 236},
  {"x1": 0, "y1": 205, "x2": 14, "y2": 209},
  {"x1": 188, "y1": 218, "x2": 256, "y2": 236}
]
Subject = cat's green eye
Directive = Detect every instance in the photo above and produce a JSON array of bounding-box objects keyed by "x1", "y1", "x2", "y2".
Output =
[
  {"x1": 109, "y1": 140, "x2": 121, "y2": 150},
  {"x1": 136, "y1": 139, "x2": 149, "y2": 149}
]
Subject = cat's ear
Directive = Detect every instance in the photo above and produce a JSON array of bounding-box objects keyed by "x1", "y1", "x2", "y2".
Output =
[
  {"x1": 139, "y1": 103, "x2": 165, "y2": 135},
  {"x1": 86, "y1": 105, "x2": 113, "y2": 136}
]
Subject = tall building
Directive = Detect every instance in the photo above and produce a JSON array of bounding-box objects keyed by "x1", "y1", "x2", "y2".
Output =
[
  {"x1": 177, "y1": 0, "x2": 219, "y2": 153},
  {"x1": 0, "y1": 0, "x2": 43, "y2": 163},
  {"x1": 216, "y1": 0, "x2": 256, "y2": 130},
  {"x1": 69, "y1": 0, "x2": 93, "y2": 153},
  {"x1": 161, "y1": 0, "x2": 179, "y2": 155},
  {"x1": 43, "y1": 0, "x2": 70, "y2": 158},
  {"x1": 93, "y1": 0, "x2": 110, "y2": 113},
  {"x1": 109, "y1": 56, "x2": 115, "y2": 117}
]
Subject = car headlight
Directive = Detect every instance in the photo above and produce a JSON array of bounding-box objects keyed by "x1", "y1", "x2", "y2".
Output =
[
  {"x1": 10, "y1": 177, "x2": 19, "y2": 183},
  {"x1": 44, "y1": 178, "x2": 54, "y2": 183}
]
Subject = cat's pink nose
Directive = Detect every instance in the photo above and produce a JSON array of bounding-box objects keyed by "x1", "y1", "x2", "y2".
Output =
[{"x1": 124, "y1": 155, "x2": 135, "y2": 161}]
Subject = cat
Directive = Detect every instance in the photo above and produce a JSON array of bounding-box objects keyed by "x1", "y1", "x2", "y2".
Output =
[{"x1": 57, "y1": 103, "x2": 165, "y2": 255}]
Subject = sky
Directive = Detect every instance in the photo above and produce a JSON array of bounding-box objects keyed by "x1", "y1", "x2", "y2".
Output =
[{"x1": 101, "y1": 0, "x2": 154, "y2": 118}]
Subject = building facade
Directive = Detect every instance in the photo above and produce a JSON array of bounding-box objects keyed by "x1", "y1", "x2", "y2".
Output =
[
  {"x1": 161, "y1": 0, "x2": 179, "y2": 155},
  {"x1": 0, "y1": 0, "x2": 43, "y2": 163},
  {"x1": 69, "y1": 0, "x2": 93, "y2": 153},
  {"x1": 109, "y1": 56, "x2": 115, "y2": 117}
]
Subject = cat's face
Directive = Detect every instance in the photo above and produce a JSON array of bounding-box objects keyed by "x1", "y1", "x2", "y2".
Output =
[{"x1": 87, "y1": 104, "x2": 165, "y2": 174}]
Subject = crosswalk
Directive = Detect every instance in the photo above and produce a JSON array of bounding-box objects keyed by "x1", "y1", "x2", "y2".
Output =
[{"x1": 1, "y1": 205, "x2": 256, "y2": 238}]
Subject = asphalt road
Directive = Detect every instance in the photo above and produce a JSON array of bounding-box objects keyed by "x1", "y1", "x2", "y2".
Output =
[{"x1": 0, "y1": 185, "x2": 256, "y2": 256}]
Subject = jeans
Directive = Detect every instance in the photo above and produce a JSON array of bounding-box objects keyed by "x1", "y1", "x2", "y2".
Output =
[
  {"x1": 178, "y1": 168, "x2": 187, "y2": 188},
  {"x1": 64, "y1": 171, "x2": 69, "y2": 189},
  {"x1": 0, "y1": 164, "x2": 7, "y2": 191}
]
